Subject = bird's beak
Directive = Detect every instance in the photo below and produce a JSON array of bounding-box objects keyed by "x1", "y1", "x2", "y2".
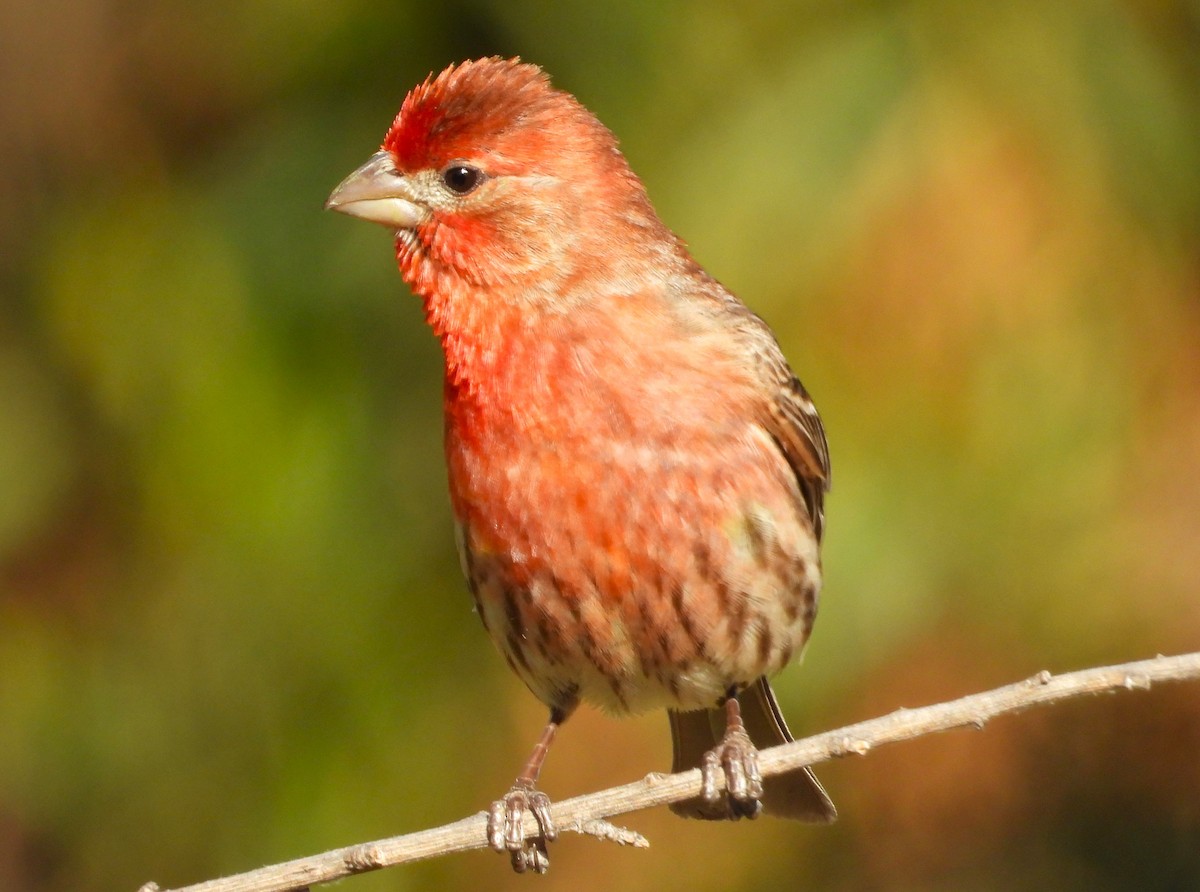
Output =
[{"x1": 325, "y1": 151, "x2": 426, "y2": 230}]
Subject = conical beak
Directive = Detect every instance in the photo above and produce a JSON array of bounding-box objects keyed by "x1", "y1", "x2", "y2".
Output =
[{"x1": 325, "y1": 151, "x2": 426, "y2": 230}]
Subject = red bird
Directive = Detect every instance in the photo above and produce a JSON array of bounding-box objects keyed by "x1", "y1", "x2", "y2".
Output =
[{"x1": 327, "y1": 57, "x2": 835, "y2": 873}]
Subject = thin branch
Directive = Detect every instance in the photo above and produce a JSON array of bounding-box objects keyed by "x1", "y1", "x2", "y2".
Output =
[{"x1": 137, "y1": 650, "x2": 1200, "y2": 892}]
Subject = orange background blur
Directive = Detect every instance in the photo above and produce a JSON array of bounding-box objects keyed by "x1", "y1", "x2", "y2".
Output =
[{"x1": 1, "y1": 2, "x2": 1198, "y2": 890}]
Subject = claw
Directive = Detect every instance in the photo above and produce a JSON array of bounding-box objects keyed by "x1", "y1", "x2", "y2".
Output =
[
  {"x1": 527, "y1": 789, "x2": 557, "y2": 842},
  {"x1": 700, "y1": 748, "x2": 722, "y2": 805},
  {"x1": 725, "y1": 742, "x2": 749, "y2": 800},
  {"x1": 696, "y1": 713, "x2": 765, "y2": 819},
  {"x1": 486, "y1": 798, "x2": 507, "y2": 853},
  {"x1": 487, "y1": 784, "x2": 557, "y2": 874},
  {"x1": 725, "y1": 726, "x2": 764, "y2": 817},
  {"x1": 721, "y1": 724, "x2": 764, "y2": 819}
]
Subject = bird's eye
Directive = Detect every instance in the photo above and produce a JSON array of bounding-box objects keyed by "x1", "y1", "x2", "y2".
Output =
[{"x1": 441, "y1": 164, "x2": 484, "y2": 195}]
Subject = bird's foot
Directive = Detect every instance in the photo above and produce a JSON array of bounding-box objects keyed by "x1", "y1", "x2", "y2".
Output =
[
  {"x1": 699, "y1": 723, "x2": 764, "y2": 820},
  {"x1": 487, "y1": 781, "x2": 557, "y2": 874}
]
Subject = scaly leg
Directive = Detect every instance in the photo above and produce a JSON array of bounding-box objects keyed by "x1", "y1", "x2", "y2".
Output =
[
  {"x1": 698, "y1": 690, "x2": 765, "y2": 819},
  {"x1": 487, "y1": 702, "x2": 575, "y2": 873}
]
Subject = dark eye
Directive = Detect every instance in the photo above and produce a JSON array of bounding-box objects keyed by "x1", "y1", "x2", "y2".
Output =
[{"x1": 441, "y1": 164, "x2": 484, "y2": 195}]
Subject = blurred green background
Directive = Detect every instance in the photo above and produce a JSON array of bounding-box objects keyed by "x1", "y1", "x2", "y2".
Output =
[{"x1": 2, "y1": 1, "x2": 1199, "y2": 890}]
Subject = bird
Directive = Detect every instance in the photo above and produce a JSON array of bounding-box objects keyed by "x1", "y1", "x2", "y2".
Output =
[{"x1": 326, "y1": 57, "x2": 835, "y2": 873}]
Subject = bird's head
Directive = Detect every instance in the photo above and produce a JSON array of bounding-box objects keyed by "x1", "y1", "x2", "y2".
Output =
[{"x1": 326, "y1": 57, "x2": 665, "y2": 302}]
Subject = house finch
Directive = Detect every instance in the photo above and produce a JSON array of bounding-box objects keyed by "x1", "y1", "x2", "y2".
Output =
[{"x1": 327, "y1": 57, "x2": 835, "y2": 873}]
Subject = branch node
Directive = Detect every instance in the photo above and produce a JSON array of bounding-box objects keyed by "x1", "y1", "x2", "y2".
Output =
[
  {"x1": 838, "y1": 736, "x2": 871, "y2": 756},
  {"x1": 345, "y1": 844, "x2": 385, "y2": 872},
  {"x1": 1123, "y1": 673, "x2": 1150, "y2": 691}
]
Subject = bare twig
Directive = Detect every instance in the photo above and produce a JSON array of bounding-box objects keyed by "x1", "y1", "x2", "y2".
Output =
[{"x1": 137, "y1": 650, "x2": 1200, "y2": 892}]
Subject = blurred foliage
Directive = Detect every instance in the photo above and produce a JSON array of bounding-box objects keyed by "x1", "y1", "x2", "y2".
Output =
[{"x1": 1, "y1": 1, "x2": 1199, "y2": 890}]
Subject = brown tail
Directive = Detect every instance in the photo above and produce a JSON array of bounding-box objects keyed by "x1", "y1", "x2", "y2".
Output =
[{"x1": 668, "y1": 677, "x2": 836, "y2": 822}]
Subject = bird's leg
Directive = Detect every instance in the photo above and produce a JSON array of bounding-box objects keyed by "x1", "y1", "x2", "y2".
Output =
[
  {"x1": 488, "y1": 702, "x2": 574, "y2": 874},
  {"x1": 699, "y1": 689, "x2": 765, "y2": 819}
]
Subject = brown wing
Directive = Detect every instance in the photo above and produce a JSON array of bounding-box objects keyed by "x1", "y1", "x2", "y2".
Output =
[
  {"x1": 724, "y1": 300, "x2": 831, "y2": 540},
  {"x1": 765, "y1": 371, "x2": 830, "y2": 540}
]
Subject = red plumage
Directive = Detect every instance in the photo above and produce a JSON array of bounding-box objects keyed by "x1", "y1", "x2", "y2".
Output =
[{"x1": 328, "y1": 57, "x2": 834, "y2": 873}]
